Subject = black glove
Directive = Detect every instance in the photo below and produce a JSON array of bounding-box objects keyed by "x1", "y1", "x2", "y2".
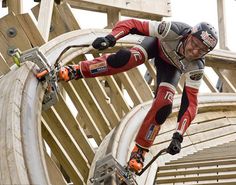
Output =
[
  {"x1": 167, "y1": 132, "x2": 183, "y2": 155},
  {"x1": 92, "y1": 34, "x2": 116, "y2": 50}
]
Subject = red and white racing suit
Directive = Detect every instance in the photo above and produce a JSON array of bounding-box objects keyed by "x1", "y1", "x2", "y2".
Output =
[{"x1": 78, "y1": 19, "x2": 204, "y2": 149}]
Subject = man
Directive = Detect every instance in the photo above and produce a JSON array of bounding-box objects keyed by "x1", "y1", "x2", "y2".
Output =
[{"x1": 57, "y1": 19, "x2": 218, "y2": 172}]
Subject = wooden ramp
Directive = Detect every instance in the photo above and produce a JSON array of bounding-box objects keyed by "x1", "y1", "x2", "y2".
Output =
[
  {"x1": 87, "y1": 94, "x2": 236, "y2": 185},
  {"x1": 1, "y1": 27, "x2": 236, "y2": 184},
  {"x1": 156, "y1": 140, "x2": 236, "y2": 185}
]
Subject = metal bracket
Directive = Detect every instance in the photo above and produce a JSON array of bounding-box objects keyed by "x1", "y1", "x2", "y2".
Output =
[
  {"x1": 11, "y1": 47, "x2": 59, "y2": 110},
  {"x1": 90, "y1": 153, "x2": 137, "y2": 185}
]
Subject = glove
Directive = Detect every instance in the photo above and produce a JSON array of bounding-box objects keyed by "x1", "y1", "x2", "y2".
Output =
[
  {"x1": 92, "y1": 34, "x2": 116, "y2": 50},
  {"x1": 167, "y1": 132, "x2": 183, "y2": 155}
]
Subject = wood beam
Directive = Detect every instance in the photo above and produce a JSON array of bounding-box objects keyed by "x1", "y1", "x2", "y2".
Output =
[
  {"x1": 57, "y1": 2, "x2": 81, "y2": 30},
  {"x1": 203, "y1": 74, "x2": 219, "y2": 93},
  {"x1": 0, "y1": 52, "x2": 10, "y2": 75},
  {"x1": 42, "y1": 123, "x2": 85, "y2": 185},
  {"x1": 217, "y1": 0, "x2": 228, "y2": 49},
  {"x1": 8, "y1": 0, "x2": 23, "y2": 14},
  {"x1": 205, "y1": 49, "x2": 236, "y2": 70},
  {"x1": 60, "y1": 82, "x2": 103, "y2": 144},
  {"x1": 84, "y1": 78, "x2": 121, "y2": 128},
  {"x1": 214, "y1": 68, "x2": 236, "y2": 93},
  {"x1": 38, "y1": 0, "x2": 54, "y2": 41},
  {"x1": 42, "y1": 110, "x2": 90, "y2": 179},
  {"x1": 70, "y1": 79, "x2": 112, "y2": 135},
  {"x1": 0, "y1": 13, "x2": 32, "y2": 66},
  {"x1": 107, "y1": 8, "x2": 120, "y2": 28},
  {"x1": 44, "y1": 152, "x2": 67, "y2": 185},
  {"x1": 67, "y1": 0, "x2": 171, "y2": 20},
  {"x1": 126, "y1": 68, "x2": 154, "y2": 101},
  {"x1": 16, "y1": 13, "x2": 45, "y2": 46}
]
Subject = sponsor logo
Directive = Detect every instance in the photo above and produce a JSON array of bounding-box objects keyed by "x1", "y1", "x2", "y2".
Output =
[
  {"x1": 89, "y1": 61, "x2": 107, "y2": 74},
  {"x1": 132, "y1": 50, "x2": 142, "y2": 61},
  {"x1": 189, "y1": 71, "x2": 203, "y2": 81},
  {"x1": 164, "y1": 91, "x2": 174, "y2": 102},
  {"x1": 145, "y1": 124, "x2": 160, "y2": 141},
  {"x1": 158, "y1": 21, "x2": 167, "y2": 35},
  {"x1": 200, "y1": 31, "x2": 217, "y2": 48}
]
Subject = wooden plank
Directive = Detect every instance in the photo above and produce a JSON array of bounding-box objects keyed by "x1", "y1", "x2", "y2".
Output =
[
  {"x1": 217, "y1": 0, "x2": 228, "y2": 49},
  {"x1": 192, "y1": 110, "x2": 228, "y2": 124},
  {"x1": 16, "y1": 13, "x2": 45, "y2": 46},
  {"x1": 32, "y1": 4, "x2": 73, "y2": 41},
  {"x1": 203, "y1": 73, "x2": 219, "y2": 92},
  {"x1": 0, "y1": 64, "x2": 33, "y2": 184},
  {"x1": 44, "y1": 152, "x2": 67, "y2": 185},
  {"x1": 52, "y1": 94, "x2": 95, "y2": 163},
  {"x1": 42, "y1": 123, "x2": 85, "y2": 185},
  {"x1": 158, "y1": 166, "x2": 236, "y2": 177},
  {"x1": 8, "y1": 0, "x2": 23, "y2": 14},
  {"x1": 197, "y1": 182, "x2": 236, "y2": 185},
  {"x1": 0, "y1": 13, "x2": 32, "y2": 66},
  {"x1": 220, "y1": 70, "x2": 236, "y2": 90},
  {"x1": 67, "y1": 0, "x2": 171, "y2": 19},
  {"x1": 187, "y1": 125, "x2": 236, "y2": 145},
  {"x1": 60, "y1": 81, "x2": 103, "y2": 144},
  {"x1": 85, "y1": 53, "x2": 121, "y2": 127},
  {"x1": 186, "y1": 117, "x2": 231, "y2": 135},
  {"x1": 57, "y1": 1, "x2": 81, "y2": 30},
  {"x1": 156, "y1": 173, "x2": 236, "y2": 184},
  {"x1": 84, "y1": 78, "x2": 121, "y2": 128},
  {"x1": 105, "y1": 75, "x2": 131, "y2": 113},
  {"x1": 42, "y1": 110, "x2": 90, "y2": 179},
  {"x1": 71, "y1": 79, "x2": 112, "y2": 135},
  {"x1": 126, "y1": 67, "x2": 154, "y2": 101},
  {"x1": 107, "y1": 8, "x2": 120, "y2": 28},
  {"x1": 144, "y1": 59, "x2": 156, "y2": 81},
  {"x1": 116, "y1": 72, "x2": 143, "y2": 106},
  {"x1": 38, "y1": 0, "x2": 54, "y2": 41},
  {"x1": 214, "y1": 68, "x2": 236, "y2": 92},
  {"x1": 0, "y1": 52, "x2": 10, "y2": 75},
  {"x1": 206, "y1": 49, "x2": 236, "y2": 70},
  {"x1": 159, "y1": 158, "x2": 236, "y2": 171}
]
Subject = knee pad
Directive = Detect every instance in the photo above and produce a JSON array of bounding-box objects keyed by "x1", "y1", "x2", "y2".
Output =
[
  {"x1": 107, "y1": 48, "x2": 131, "y2": 68},
  {"x1": 153, "y1": 82, "x2": 175, "y2": 125},
  {"x1": 155, "y1": 104, "x2": 172, "y2": 125}
]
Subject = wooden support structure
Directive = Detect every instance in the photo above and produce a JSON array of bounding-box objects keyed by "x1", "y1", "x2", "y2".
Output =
[
  {"x1": 37, "y1": 0, "x2": 54, "y2": 41},
  {"x1": 217, "y1": 0, "x2": 228, "y2": 49},
  {"x1": 1, "y1": 1, "x2": 236, "y2": 185},
  {"x1": 7, "y1": 0, "x2": 23, "y2": 14},
  {"x1": 67, "y1": 0, "x2": 171, "y2": 20}
]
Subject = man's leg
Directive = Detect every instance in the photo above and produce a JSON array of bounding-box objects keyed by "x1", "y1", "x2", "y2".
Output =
[
  {"x1": 129, "y1": 59, "x2": 181, "y2": 172},
  {"x1": 58, "y1": 45, "x2": 147, "y2": 81}
]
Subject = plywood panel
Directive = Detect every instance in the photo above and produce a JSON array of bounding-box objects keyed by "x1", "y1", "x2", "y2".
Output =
[
  {"x1": 68, "y1": 0, "x2": 171, "y2": 19},
  {"x1": 0, "y1": 13, "x2": 32, "y2": 66}
]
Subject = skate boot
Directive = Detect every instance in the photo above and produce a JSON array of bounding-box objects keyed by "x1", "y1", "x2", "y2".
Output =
[
  {"x1": 128, "y1": 144, "x2": 148, "y2": 173},
  {"x1": 58, "y1": 65, "x2": 82, "y2": 81}
]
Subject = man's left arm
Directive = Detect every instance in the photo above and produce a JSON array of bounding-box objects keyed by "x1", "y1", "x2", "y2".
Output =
[{"x1": 167, "y1": 68, "x2": 204, "y2": 155}]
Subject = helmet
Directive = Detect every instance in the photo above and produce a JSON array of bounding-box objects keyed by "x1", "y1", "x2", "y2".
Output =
[{"x1": 191, "y1": 22, "x2": 218, "y2": 51}]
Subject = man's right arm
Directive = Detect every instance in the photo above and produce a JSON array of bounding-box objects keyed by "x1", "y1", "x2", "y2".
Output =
[{"x1": 93, "y1": 19, "x2": 172, "y2": 50}]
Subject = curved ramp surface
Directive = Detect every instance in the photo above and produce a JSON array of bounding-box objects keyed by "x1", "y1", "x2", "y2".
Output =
[
  {"x1": 0, "y1": 29, "x2": 143, "y2": 184},
  {"x1": 88, "y1": 94, "x2": 236, "y2": 185}
]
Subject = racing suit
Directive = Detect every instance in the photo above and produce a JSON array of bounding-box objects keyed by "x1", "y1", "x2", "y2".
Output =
[{"x1": 72, "y1": 19, "x2": 204, "y2": 149}]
